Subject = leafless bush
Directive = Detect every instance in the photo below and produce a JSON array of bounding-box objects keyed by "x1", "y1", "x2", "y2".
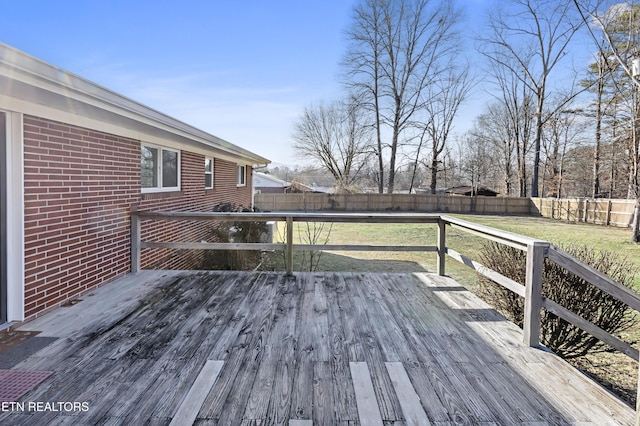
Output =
[
  {"x1": 274, "y1": 220, "x2": 332, "y2": 272},
  {"x1": 200, "y1": 203, "x2": 268, "y2": 270},
  {"x1": 477, "y1": 243, "x2": 637, "y2": 359},
  {"x1": 297, "y1": 221, "x2": 332, "y2": 272}
]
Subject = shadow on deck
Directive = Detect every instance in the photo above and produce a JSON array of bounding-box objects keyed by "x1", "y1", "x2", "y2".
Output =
[{"x1": 1, "y1": 270, "x2": 634, "y2": 425}]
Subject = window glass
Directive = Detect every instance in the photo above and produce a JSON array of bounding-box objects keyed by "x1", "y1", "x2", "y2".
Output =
[
  {"x1": 141, "y1": 144, "x2": 179, "y2": 191},
  {"x1": 237, "y1": 165, "x2": 246, "y2": 186},
  {"x1": 205, "y1": 158, "x2": 213, "y2": 189},
  {"x1": 162, "y1": 150, "x2": 178, "y2": 188},
  {"x1": 141, "y1": 146, "x2": 158, "y2": 188}
]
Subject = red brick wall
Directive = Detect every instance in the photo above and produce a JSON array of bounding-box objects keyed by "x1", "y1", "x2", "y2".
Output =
[{"x1": 22, "y1": 115, "x2": 253, "y2": 319}]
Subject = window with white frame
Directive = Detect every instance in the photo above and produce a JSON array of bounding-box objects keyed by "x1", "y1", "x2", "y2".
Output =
[
  {"x1": 237, "y1": 165, "x2": 246, "y2": 186},
  {"x1": 205, "y1": 157, "x2": 214, "y2": 189},
  {"x1": 141, "y1": 144, "x2": 180, "y2": 192}
]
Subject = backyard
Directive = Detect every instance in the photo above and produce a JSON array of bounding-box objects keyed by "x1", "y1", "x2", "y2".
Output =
[{"x1": 261, "y1": 214, "x2": 640, "y2": 406}]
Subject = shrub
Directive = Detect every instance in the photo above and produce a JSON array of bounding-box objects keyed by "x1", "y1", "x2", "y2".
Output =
[
  {"x1": 200, "y1": 203, "x2": 269, "y2": 270},
  {"x1": 477, "y1": 243, "x2": 638, "y2": 359},
  {"x1": 272, "y1": 220, "x2": 332, "y2": 272},
  {"x1": 297, "y1": 221, "x2": 332, "y2": 272}
]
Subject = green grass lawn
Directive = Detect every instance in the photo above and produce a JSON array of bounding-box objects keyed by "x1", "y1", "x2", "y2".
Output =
[
  {"x1": 263, "y1": 214, "x2": 640, "y2": 290},
  {"x1": 452, "y1": 214, "x2": 640, "y2": 260},
  {"x1": 450, "y1": 214, "x2": 640, "y2": 290}
]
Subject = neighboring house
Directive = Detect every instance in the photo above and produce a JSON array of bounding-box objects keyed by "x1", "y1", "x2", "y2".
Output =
[
  {"x1": 303, "y1": 184, "x2": 332, "y2": 194},
  {"x1": 253, "y1": 171, "x2": 292, "y2": 193},
  {"x1": 445, "y1": 186, "x2": 499, "y2": 197},
  {"x1": 0, "y1": 43, "x2": 269, "y2": 323},
  {"x1": 253, "y1": 172, "x2": 328, "y2": 194}
]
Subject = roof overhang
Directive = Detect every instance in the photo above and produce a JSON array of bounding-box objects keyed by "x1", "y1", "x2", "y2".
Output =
[
  {"x1": 253, "y1": 171, "x2": 290, "y2": 187},
  {"x1": 0, "y1": 43, "x2": 270, "y2": 165}
]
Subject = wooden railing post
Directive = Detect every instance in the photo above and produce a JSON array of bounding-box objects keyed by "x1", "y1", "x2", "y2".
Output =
[
  {"x1": 437, "y1": 219, "x2": 446, "y2": 276},
  {"x1": 636, "y1": 359, "x2": 640, "y2": 426},
  {"x1": 131, "y1": 212, "x2": 141, "y2": 273},
  {"x1": 523, "y1": 241, "x2": 547, "y2": 347},
  {"x1": 285, "y1": 215, "x2": 294, "y2": 276},
  {"x1": 583, "y1": 199, "x2": 588, "y2": 223}
]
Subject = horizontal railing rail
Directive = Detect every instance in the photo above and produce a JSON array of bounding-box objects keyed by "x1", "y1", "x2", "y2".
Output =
[
  {"x1": 130, "y1": 211, "x2": 443, "y2": 275},
  {"x1": 130, "y1": 210, "x2": 640, "y2": 419}
]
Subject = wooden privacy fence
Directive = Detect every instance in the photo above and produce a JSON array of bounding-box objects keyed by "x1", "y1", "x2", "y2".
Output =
[
  {"x1": 531, "y1": 197, "x2": 636, "y2": 227},
  {"x1": 255, "y1": 193, "x2": 638, "y2": 229},
  {"x1": 254, "y1": 193, "x2": 532, "y2": 215},
  {"x1": 131, "y1": 210, "x2": 640, "y2": 421}
]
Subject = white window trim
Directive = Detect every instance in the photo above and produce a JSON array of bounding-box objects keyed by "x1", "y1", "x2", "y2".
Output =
[
  {"x1": 237, "y1": 164, "x2": 246, "y2": 187},
  {"x1": 3, "y1": 110, "x2": 25, "y2": 321},
  {"x1": 141, "y1": 143, "x2": 181, "y2": 193},
  {"x1": 205, "y1": 157, "x2": 214, "y2": 189}
]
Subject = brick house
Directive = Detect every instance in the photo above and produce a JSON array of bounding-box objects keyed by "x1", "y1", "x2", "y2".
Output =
[{"x1": 0, "y1": 44, "x2": 269, "y2": 323}]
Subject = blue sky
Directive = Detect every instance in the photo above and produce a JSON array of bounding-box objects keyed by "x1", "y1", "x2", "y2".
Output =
[{"x1": 1, "y1": 0, "x2": 494, "y2": 166}]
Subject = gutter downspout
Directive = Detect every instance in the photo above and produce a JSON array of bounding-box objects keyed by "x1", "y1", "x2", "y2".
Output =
[{"x1": 252, "y1": 163, "x2": 269, "y2": 210}]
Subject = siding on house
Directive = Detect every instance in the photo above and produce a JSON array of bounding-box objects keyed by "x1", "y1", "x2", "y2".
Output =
[
  {"x1": 253, "y1": 171, "x2": 290, "y2": 194},
  {"x1": 22, "y1": 115, "x2": 253, "y2": 319}
]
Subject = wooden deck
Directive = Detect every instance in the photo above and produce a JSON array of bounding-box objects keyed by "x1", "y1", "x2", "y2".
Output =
[{"x1": 1, "y1": 270, "x2": 635, "y2": 425}]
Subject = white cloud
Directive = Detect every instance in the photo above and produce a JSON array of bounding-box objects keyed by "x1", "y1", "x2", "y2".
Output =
[{"x1": 85, "y1": 66, "x2": 305, "y2": 165}]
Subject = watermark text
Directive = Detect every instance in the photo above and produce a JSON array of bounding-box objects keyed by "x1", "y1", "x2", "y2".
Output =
[{"x1": 1, "y1": 401, "x2": 89, "y2": 412}]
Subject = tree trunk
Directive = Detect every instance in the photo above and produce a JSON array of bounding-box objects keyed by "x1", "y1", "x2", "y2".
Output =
[
  {"x1": 631, "y1": 199, "x2": 640, "y2": 243},
  {"x1": 592, "y1": 61, "x2": 604, "y2": 199},
  {"x1": 387, "y1": 128, "x2": 400, "y2": 193},
  {"x1": 531, "y1": 94, "x2": 545, "y2": 197},
  {"x1": 377, "y1": 151, "x2": 384, "y2": 194},
  {"x1": 504, "y1": 144, "x2": 512, "y2": 196},
  {"x1": 430, "y1": 154, "x2": 438, "y2": 194},
  {"x1": 375, "y1": 78, "x2": 384, "y2": 194},
  {"x1": 518, "y1": 152, "x2": 527, "y2": 197},
  {"x1": 610, "y1": 120, "x2": 617, "y2": 197},
  {"x1": 628, "y1": 114, "x2": 639, "y2": 200}
]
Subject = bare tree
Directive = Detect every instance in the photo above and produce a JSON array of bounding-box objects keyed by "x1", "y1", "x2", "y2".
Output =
[
  {"x1": 541, "y1": 108, "x2": 586, "y2": 198},
  {"x1": 292, "y1": 99, "x2": 372, "y2": 192},
  {"x1": 470, "y1": 102, "x2": 519, "y2": 196},
  {"x1": 457, "y1": 134, "x2": 494, "y2": 190},
  {"x1": 482, "y1": 54, "x2": 537, "y2": 196},
  {"x1": 578, "y1": 44, "x2": 621, "y2": 199},
  {"x1": 343, "y1": 0, "x2": 385, "y2": 192},
  {"x1": 573, "y1": 0, "x2": 640, "y2": 241},
  {"x1": 415, "y1": 68, "x2": 472, "y2": 193},
  {"x1": 343, "y1": 0, "x2": 461, "y2": 193},
  {"x1": 480, "y1": 0, "x2": 586, "y2": 197},
  {"x1": 591, "y1": 50, "x2": 610, "y2": 198}
]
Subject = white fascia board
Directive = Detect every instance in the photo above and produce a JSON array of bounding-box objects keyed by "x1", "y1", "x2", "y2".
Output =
[
  {"x1": 0, "y1": 43, "x2": 270, "y2": 166},
  {"x1": 0, "y1": 92, "x2": 254, "y2": 165}
]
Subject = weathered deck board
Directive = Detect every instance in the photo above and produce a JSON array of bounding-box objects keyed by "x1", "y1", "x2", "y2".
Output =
[
  {"x1": 170, "y1": 360, "x2": 223, "y2": 426},
  {"x1": 267, "y1": 361, "x2": 294, "y2": 424},
  {"x1": 385, "y1": 361, "x2": 430, "y2": 425},
  {"x1": 350, "y1": 361, "x2": 384, "y2": 426},
  {"x1": 0, "y1": 270, "x2": 635, "y2": 425},
  {"x1": 348, "y1": 274, "x2": 404, "y2": 421},
  {"x1": 326, "y1": 280, "x2": 359, "y2": 424}
]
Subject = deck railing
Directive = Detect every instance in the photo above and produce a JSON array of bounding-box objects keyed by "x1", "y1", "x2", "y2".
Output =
[{"x1": 130, "y1": 211, "x2": 640, "y2": 419}]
